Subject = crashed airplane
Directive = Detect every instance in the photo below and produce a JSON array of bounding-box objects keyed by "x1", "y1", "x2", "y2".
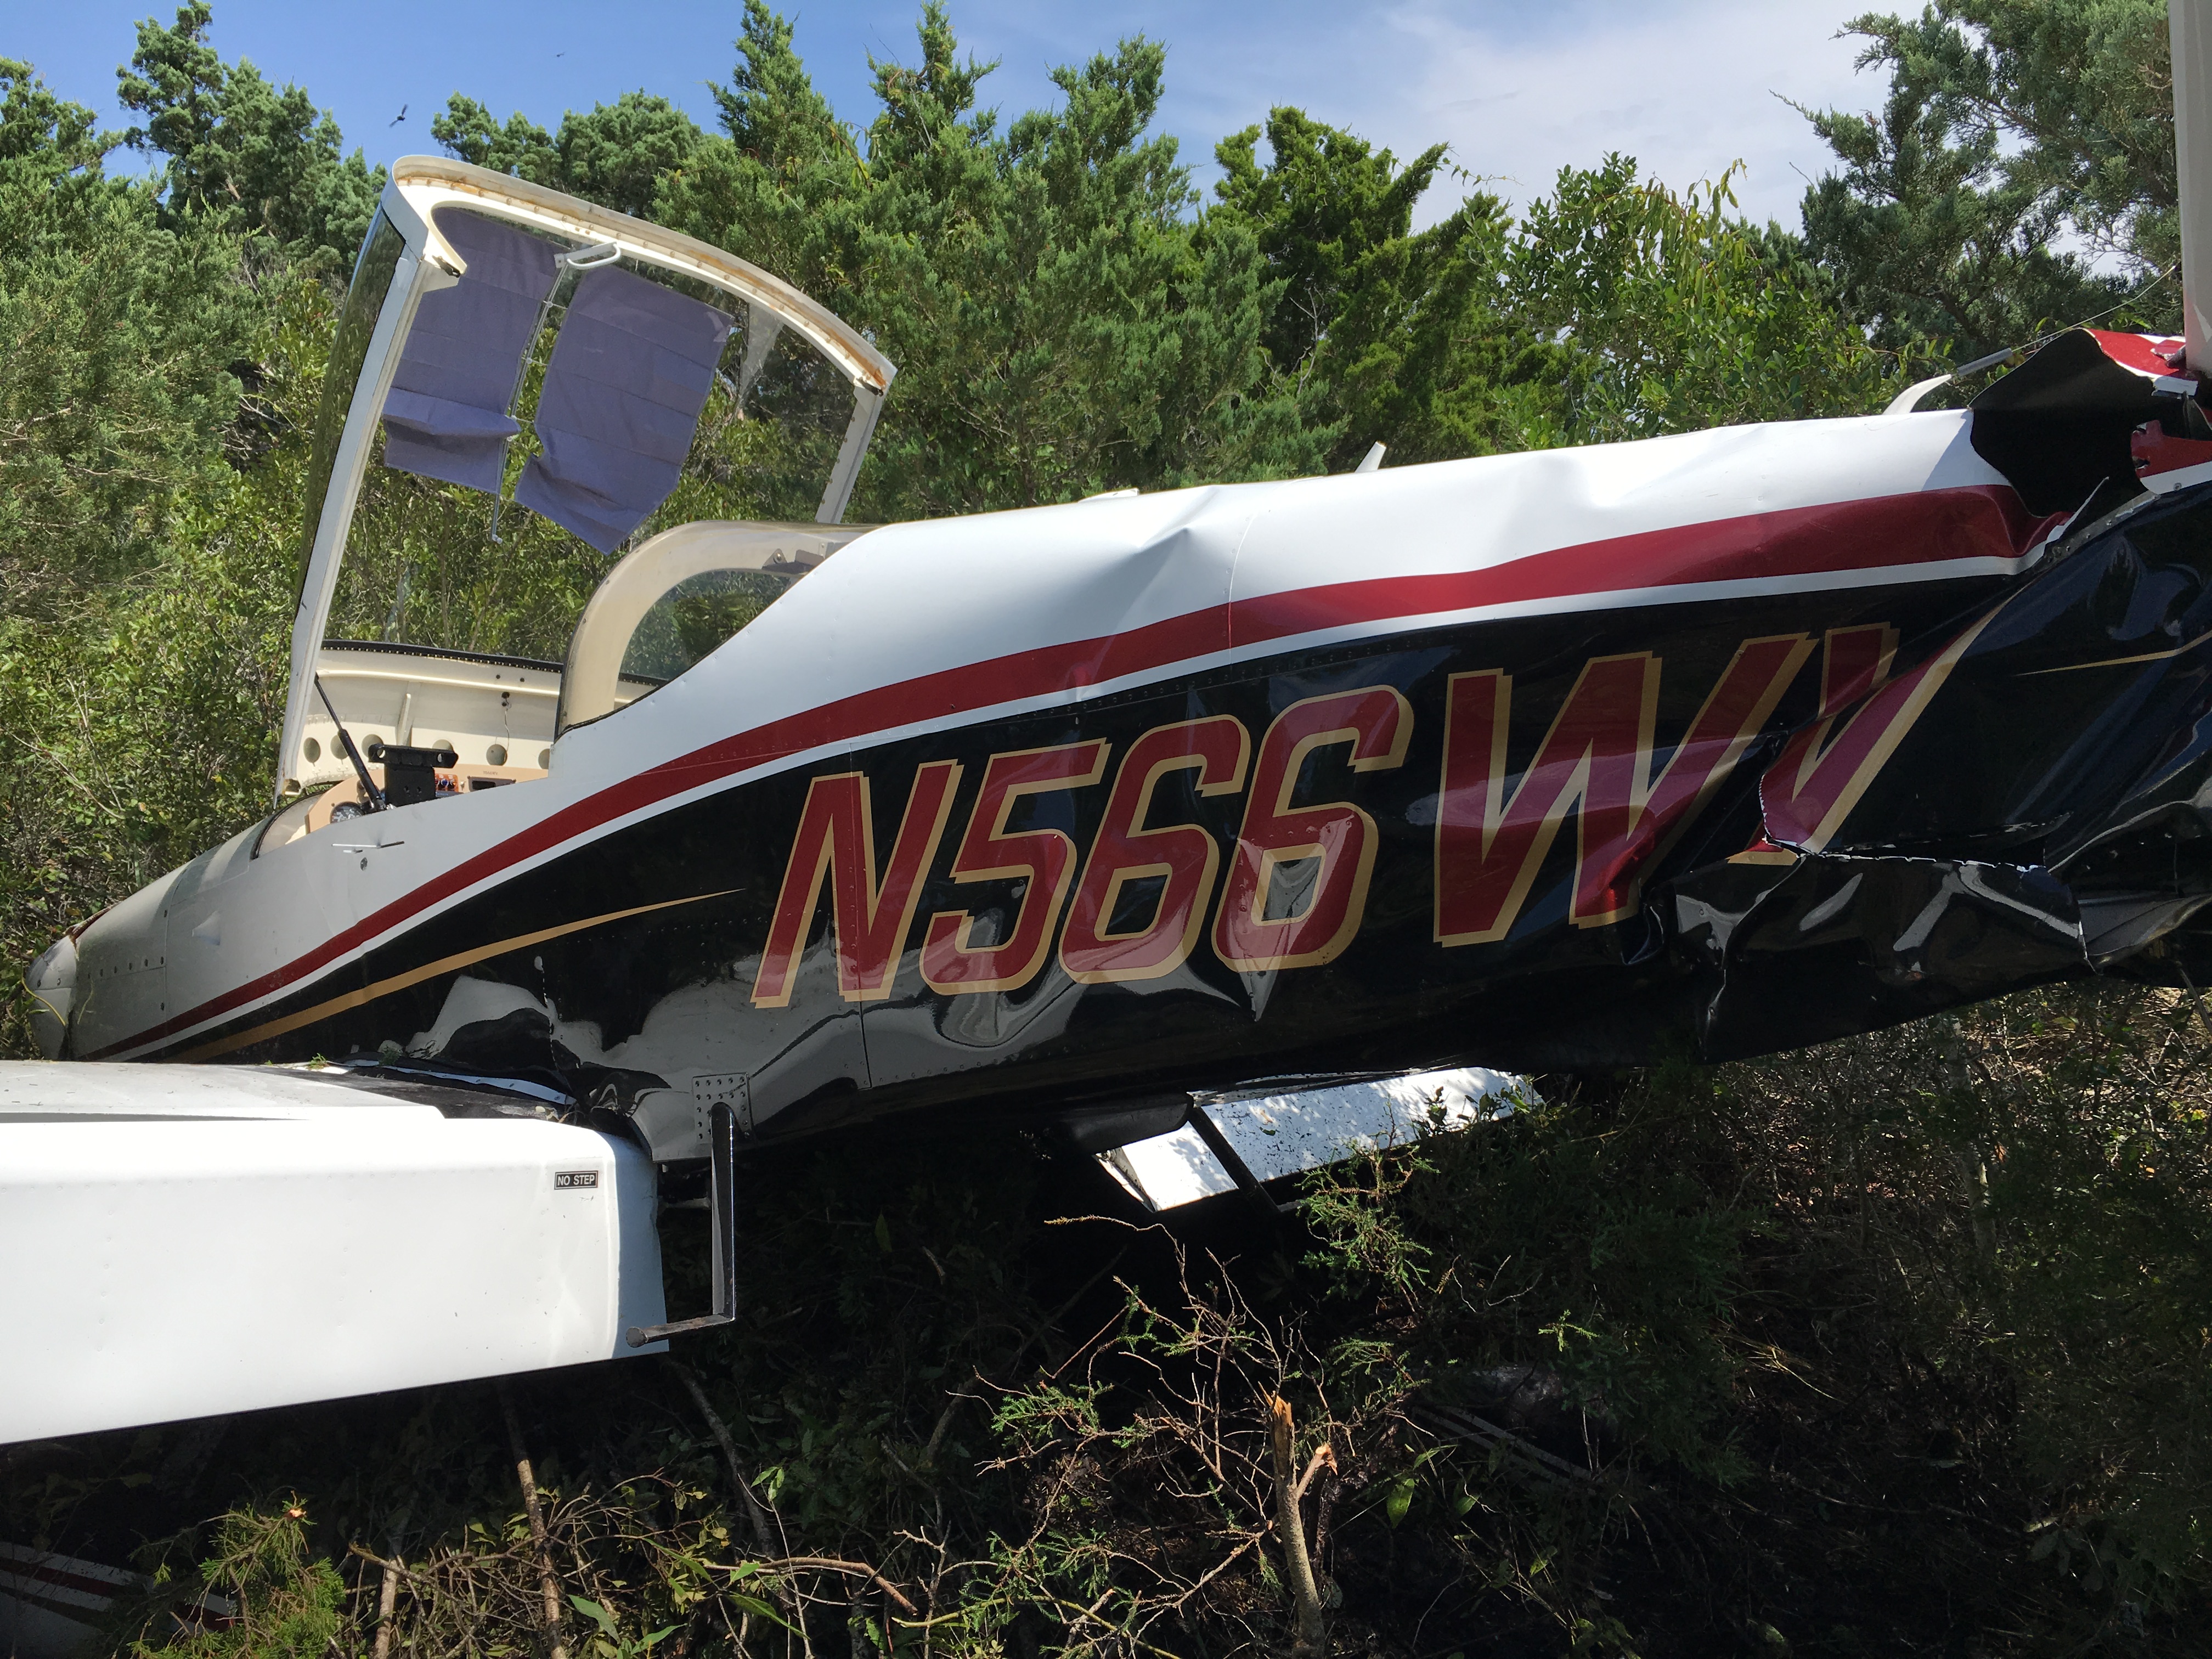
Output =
[{"x1": 14, "y1": 4, "x2": 2212, "y2": 1441}]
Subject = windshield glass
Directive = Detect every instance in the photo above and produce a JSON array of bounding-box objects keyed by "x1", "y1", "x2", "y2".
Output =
[
  {"x1": 294, "y1": 212, "x2": 405, "y2": 601},
  {"x1": 619, "y1": 567, "x2": 796, "y2": 681}
]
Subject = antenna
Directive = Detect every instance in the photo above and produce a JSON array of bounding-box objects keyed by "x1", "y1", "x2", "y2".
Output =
[{"x1": 2172, "y1": 0, "x2": 2212, "y2": 369}]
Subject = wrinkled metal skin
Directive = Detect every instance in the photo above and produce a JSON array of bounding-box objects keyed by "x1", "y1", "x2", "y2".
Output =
[
  {"x1": 87, "y1": 477, "x2": 2212, "y2": 1161},
  {"x1": 1687, "y1": 478, "x2": 2212, "y2": 1054},
  {"x1": 1671, "y1": 479, "x2": 2212, "y2": 1057}
]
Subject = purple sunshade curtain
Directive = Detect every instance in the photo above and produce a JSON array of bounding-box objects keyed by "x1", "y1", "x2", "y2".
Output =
[
  {"x1": 380, "y1": 213, "x2": 561, "y2": 493},
  {"x1": 515, "y1": 265, "x2": 733, "y2": 552}
]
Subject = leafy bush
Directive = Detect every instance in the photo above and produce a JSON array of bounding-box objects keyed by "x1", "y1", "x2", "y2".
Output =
[{"x1": 121, "y1": 1500, "x2": 343, "y2": 1657}]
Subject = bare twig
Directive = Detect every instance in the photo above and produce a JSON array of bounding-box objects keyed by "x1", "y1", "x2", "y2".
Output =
[
  {"x1": 346, "y1": 1544, "x2": 432, "y2": 1591},
  {"x1": 926, "y1": 1242, "x2": 1133, "y2": 1466},
  {"x1": 1170, "y1": 1532, "x2": 1265, "y2": 1611},
  {"x1": 370, "y1": 1554, "x2": 400, "y2": 1659},
  {"x1": 749, "y1": 1558, "x2": 918, "y2": 1618},
  {"x1": 1294, "y1": 1440, "x2": 1337, "y2": 1505},
  {"x1": 498, "y1": 1381, "x2": 569, "y2": 1659},
  {"x1": 669, "y1": 1359, "x2": 780, "y2": 1561},
  {"x1": 668, "y1": 1358, "x2": 812, "y2": 1651},
  {"x1": 1415, "y1": 1402, "x2": 1600, "y2": 1488},
  {"x1": 1268, "y1": 1396, "x2": 1328, "y2": 1658}
]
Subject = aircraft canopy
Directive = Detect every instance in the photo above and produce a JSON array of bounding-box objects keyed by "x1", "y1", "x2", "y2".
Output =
[{"x1": 273, "y1": 157, "x2": 895, "y2": 803}]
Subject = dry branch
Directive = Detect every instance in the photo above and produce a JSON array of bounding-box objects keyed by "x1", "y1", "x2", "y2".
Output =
[
  {"x1": 1268, "y1": 1396, "x2": 1328, "y2": 1657},
  {"x1": 668, "y1": 1358, "x2": 781, "y2": 1561},
  {"x1": 499, "y1": 1381, "x2": 569, "y2": 1659}
]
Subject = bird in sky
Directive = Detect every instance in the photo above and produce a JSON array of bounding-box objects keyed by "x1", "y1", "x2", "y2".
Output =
[{"x1": 390, "y1": 103, "x2": 407, "y2": 126}]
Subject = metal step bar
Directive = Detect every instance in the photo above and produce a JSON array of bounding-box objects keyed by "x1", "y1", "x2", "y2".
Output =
[{"x1": 626, "y1": 1101, "x2": 737, "y2": 1346}]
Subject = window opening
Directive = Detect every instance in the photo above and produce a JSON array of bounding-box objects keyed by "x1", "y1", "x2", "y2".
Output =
[
  {"x1": 619, "y1": 567, "x2": 793, "y2": 682},
  {"x1": 277, "y1": 161, "x2": 895, "y2": 813}
]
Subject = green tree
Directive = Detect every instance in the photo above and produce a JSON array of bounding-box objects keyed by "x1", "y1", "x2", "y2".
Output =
[
  {"x1": 661, "y1": 12, "x2": 867, "y2": 315},
  {"x1": 653, "y1": 0, "x2": 867, "y2": 295},
  {"x1": 710, "y1": 0, "x2": 849, "y2": 171},
  {"x1": 1214, "y1": 122, "x2": 1908, "y2": 468},
  {"x1": 852, "y1": 21, "x2": 1322, "y2": 511},
  {"x1": 0, "y1": 59, "x2": 252, "y2": 604},
  {"x1": 1211, "y1": 108, "x2": 1530, "y2": 467},
  {"x1": 1214, "y1": 109, "x2": 1451, "y2": 381},
  {"x1": 0, "y1": 261, "x2": 318, "y2": 1043},
  {"x1": 1511, "y1": 156, "x2": 1915, "y2": 443},
  {"x1": 431, "y1": 91, "x2": 702, "y2": 219},
  {"x1": 1799, "y1": 0, "x2": 2175, "y2": 362},
  {"x1": 664, "y1": 5, "x2": 1323, "y2": 516},
  {"x1": 426, "y1": 97, "x2": 558, "y2": 182},
  {"x1": 551, "y1": 92, "x2": 702, "y2": 218},
  {"x1": 118, "y1": 1, "x2": 381, "y2": 268}
]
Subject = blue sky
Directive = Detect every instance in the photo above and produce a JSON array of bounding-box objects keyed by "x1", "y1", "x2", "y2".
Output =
[{"x1": 7, "y1": 1, "x2": 1878, "y2": 229}]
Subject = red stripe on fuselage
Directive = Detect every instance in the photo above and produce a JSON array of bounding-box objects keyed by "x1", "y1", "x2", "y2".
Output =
[
  {"x1": 91, "y1": 484, "x2": 2051, "y2": 1058},
  {"x1": 1226, "y1": 487, "x2": 2044, "y2": 644}
]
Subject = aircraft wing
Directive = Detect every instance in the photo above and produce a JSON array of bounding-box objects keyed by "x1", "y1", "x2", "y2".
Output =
[{"x1": 0, "y1": 1063, "x2": 667, "y2": 1444}]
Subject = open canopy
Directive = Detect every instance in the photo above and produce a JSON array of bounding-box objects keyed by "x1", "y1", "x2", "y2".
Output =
[{"x1": 274, "y1": 157, "x2": 896, "y2": 802}]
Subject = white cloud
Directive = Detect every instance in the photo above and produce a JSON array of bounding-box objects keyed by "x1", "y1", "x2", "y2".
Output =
[
  {"x1": 1372, "y1": 0, "x2": 1876, "y2": 226},
  {"x1": 945, "y1": 0, "x2": 1884, "y2": 230}
]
